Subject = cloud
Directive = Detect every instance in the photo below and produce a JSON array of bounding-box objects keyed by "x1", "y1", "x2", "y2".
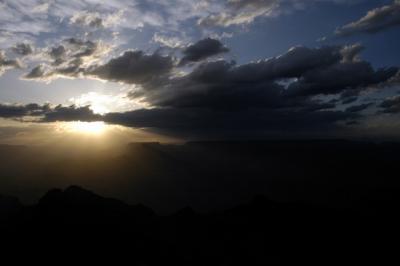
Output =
[
  {"x1": 100, "y1": 43, "x2": 394, "y2": 137},
  {"x1": 286, "y1": 61, "x2": 397, "y2": 97},
  {"x1": 179, "y1": 38, "x2": 229, "y2": 65},
  {"x1": 24, "y1": 38, "x2": 112, "y2": 81},
  {"x1": 387, "y1": 69, "x2": 400, "y2": 85},
  {"x1": 0, "y1": 0, "x2": 367, "y2": 57},
  {"x1": 379, "y1": 95, "x2": 400, "y2": 113},
  {"x1": 23, "y1": 60, "x2": 84, "y2": 81},
  {"x1": 102, "y1": 107, "x2": 355, "y2": 136},
  {"x1": 345, "y1": 103, "x2": 373, "y2": 113},
  {"x1": 336, "y1": 1, "x2": 400, "y2": 36},
  {"x1": 128, "y1": 45, "x2": 396, "y2": 109},
  {"x1": 87, "y1": 50, "x2": 175, "y2": 84},
  {"x1": 0, "y1": 103, "x2": 101, "y2": 122},
  {"x1": 198, "y1": 0, "x2": 280, "y2": 27},
  {"x1": 23, "y1": 65, "x2": 48, "y2": 80},
  {"x1": 11, "y1": 43, "x2": 33, "y2": 56},
  {"x1": 70, "y1": 12, "x2": 104, "y2": 28},
  {"x1": 49, "y1": 45, "x2": 67, "y2": 65},
  {"x1": 152, "y1": 33, "x2": 185, "y2": 49},
  {"x1": 340, "y1": 43, "x2": 364, "y2": 63},
  {"x1": 0, "y1": 103, "x2": 49, "y2": 118},
  {"x1": 11, "y1": 41, "x2": 399, "y2": 138},
  {"x1": 0, "y1": 50, "x2": 21, "y2": 75},
  {"x1": 42, "y1": 105, "x2": 102, "y2": 122},
  {"x1": 341, "y1": 97, "x2": 358, "y2": 105}
]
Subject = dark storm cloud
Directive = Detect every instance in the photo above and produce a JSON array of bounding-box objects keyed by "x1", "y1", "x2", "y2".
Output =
[
  {"x1": 95, "y1": 45, "x2": 376, "y2": 135},
  {"x1": 52, "y1": 43, "x2": 389, "y2": 136},
  {"x1": 129, "y1": 57, "x2": 339, "y2": 111},
  {"x1": 42, "y1": 105, "x2": 101, "y2": 122},
  {"x1": 336, "y1": 1, "x2": 400, "y2": 36},
  {"x1": 13, "y1": 41, "x2": 399, "y2": 138},
  {"x1": 128, "y1": 45, "x2": 396, "y2": 109},
  {"x1": 286, "y1": 62, "x2": 398, "y2": 97},
  {"x1": 379, "y1": 96, "x2": 400, "y2": 113},
  {"x1": 87, "y1": 51, "x2": 174, "y2": 84},
  {"x1": 0, "y1": 103, "x2": 101, "y2": 122},
  {"x1": 103, "y1": 107, "x2": 355, "y2": 134},
  {"x1": 0, "y1": 103, "x2": 49, "y2": 118},
  {"x1": 179, "y1": 38, "x2": 229, "y2": 65},
  {"x1": 11, "y1": 43, "x2": 33, "y2": 56},
  {"x1": 228, "y1": 46, "x2": 342, "y2": 81}
]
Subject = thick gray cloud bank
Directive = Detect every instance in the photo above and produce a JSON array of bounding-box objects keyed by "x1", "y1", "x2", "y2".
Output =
[
  {"x1": 88, "y1": 51, "x2": 174, "y2": 84},
  {"x1": 336, "y1": 1, "x2": 400, "y2": 36},
  {"x1": 5, "y1": 43, "x2": 399, "y2": 138},
  {"x1": 0, "y1": 103, "x2": 101, "y2": 122},
  {"x1": 125, "y1": 45, "x2": 396, "y2": 109}
]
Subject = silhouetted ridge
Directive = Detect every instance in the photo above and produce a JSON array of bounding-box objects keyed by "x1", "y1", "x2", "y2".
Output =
[
  {"x1": 37, "y1": 186, "x2": 155, "y2": 224},
  {"x1": 1, "y1": 186, "x2": 399, "y2": 264},
  {"x1": 39, "y1": 186, "x2": 115, "y2": 206}
]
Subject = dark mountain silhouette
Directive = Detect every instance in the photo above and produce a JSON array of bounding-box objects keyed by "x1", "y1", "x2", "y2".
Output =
[
  {"x1": 1, "y1": 139, "x2": 400, "y2": 213},
  {"x1": 1, "y1": 140, "x2": 400, "y2": 264},
  {"x1": 1, "y1": 185, "x2": 399, "y2": 264}
]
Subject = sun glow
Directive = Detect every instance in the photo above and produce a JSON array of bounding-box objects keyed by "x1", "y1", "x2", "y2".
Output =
[{"x1": 68, "y1": 121, "x2": 107, "y2": 134}]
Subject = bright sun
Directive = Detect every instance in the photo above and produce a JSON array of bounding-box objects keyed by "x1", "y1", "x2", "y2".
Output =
[{"x1": 68, "y1": 121, "x2": 107, "y2": 135}]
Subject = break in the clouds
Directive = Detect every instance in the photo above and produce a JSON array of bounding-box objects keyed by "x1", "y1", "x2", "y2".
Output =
[{"x1": 336, "y1": 0, "x2": 400, "y2": 36}]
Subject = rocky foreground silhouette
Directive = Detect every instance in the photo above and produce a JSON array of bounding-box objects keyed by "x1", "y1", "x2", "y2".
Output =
[{"x1": 1, "y1": 185, "x2": 399, "y2": 265}]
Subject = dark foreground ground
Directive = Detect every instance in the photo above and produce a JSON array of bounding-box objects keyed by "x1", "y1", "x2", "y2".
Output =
[
  {"x1": 1, "y1": 187, "x2": 400, "y2": 264},
  {"x1": 1, "y1": 140, "x2": 400, "y2": 264}
]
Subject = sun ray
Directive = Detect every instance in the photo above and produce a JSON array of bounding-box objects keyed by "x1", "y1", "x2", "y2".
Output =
[{"x1": 65, "y1": 121, "x2": 107, "y2": 135}]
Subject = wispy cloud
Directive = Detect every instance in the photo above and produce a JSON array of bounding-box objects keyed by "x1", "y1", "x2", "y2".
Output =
[{"x1": 336, "y1": 0, "x2": 400, "y2": 36}]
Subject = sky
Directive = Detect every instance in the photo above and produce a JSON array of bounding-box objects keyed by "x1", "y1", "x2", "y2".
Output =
[{"x1": 0, "y1": 0, "x2": 400, "y2": 143}]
